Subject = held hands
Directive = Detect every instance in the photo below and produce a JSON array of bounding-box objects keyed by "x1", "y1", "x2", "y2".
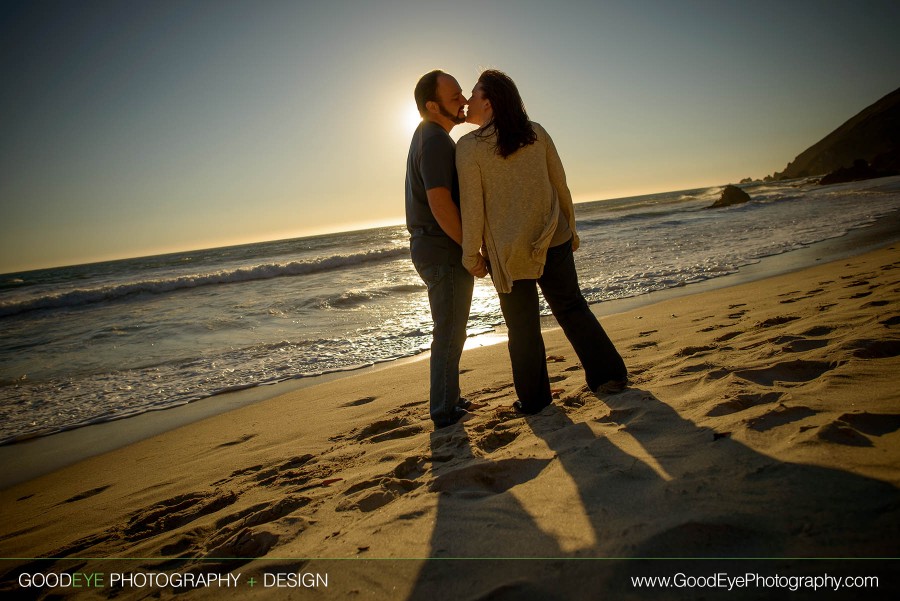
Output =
[{"x1": 469, "y1": 253, "x2": 489, "y2": 278}]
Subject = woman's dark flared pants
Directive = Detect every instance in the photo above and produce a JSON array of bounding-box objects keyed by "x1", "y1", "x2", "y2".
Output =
[{"x1": 497, "y1": 240, "x2": 627, "y2": 411}]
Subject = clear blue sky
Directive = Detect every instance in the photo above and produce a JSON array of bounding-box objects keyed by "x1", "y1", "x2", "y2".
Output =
[{"x1": 2, "y1": 0, "x2": 898, "y2": 273}]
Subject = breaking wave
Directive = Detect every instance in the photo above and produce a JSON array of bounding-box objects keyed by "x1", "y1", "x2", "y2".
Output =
[{"x1": 0, "y1": 247, "x2": 408, "y2": 318}]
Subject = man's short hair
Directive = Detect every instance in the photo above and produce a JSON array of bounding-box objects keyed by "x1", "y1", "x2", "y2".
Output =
[{"x1": 414, "y1": 70, "x2": 445, "y2": 118}]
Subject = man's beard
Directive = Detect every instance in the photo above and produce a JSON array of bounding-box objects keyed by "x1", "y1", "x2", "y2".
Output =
[{"x1": 439, "y1": 103, "x2": 465, "y2": 125}]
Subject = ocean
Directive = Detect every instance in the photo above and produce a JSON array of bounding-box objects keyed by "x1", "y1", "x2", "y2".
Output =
[{"x1": 2, "y1": 176, "x2": 899, "y2": 445}]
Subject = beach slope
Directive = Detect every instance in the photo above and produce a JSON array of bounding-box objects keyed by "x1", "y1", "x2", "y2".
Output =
[{"x1": 2, "y1": 245, "x2": 899, "y2": 599}]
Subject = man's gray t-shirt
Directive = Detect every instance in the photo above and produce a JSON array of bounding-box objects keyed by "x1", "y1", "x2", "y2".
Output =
[{"x1": 405, "y1": 120, "x2": 461, "y2": 264}]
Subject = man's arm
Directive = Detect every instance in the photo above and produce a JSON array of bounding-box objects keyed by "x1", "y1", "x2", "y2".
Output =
[
  {"x1": 427, "y1": 186, "x2": 487, "y2": 277},
  {"x1": 426, "y1": 187, "x2": 463, "y2": 245}
]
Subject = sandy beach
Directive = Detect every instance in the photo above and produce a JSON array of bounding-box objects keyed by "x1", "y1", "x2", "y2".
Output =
[{"x1": 1, "y1": 243, "x2": 899, "y2": 599}]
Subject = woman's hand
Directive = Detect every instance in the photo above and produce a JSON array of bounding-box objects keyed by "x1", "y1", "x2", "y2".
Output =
[{"x1": 468, "y1": 254, "x2": 489, "y2": 278}]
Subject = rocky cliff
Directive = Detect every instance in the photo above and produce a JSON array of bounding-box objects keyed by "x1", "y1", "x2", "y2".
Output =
[{"x1": 770, "y1": 86, "x2": 900, "y2": 180}]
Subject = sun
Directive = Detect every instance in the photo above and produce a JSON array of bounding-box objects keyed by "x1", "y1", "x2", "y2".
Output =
[{"x1": 404, "y1": 102, "x2": 422, "y2": 131}]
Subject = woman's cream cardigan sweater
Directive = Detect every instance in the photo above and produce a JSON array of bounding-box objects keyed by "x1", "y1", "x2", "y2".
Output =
[{"x1": 457, "y1": 121, "x2": 579, "y2": 294}]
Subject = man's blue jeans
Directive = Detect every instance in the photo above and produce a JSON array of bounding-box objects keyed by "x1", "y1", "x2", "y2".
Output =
[{"x1": 413, "y1": 259, "x2": 474, "y2": 427}]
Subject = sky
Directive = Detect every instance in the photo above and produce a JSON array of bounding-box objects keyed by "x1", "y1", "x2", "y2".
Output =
[{"x1": 1, "y1": 0, "x2": 899, "y2": 274}]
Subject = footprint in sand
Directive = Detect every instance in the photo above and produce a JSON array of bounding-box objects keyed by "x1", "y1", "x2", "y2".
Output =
[
  {"x1": 807, "y1": 410, "x2": 900, "y2": 448},
  {"x1": 255, "y1": 455, "x2": 325, "y2": 488},
  {"x1": 208, "y1": 495, "x2": 312, "y2": 551},
  {"x1": 336, "y1": 456, "x2": 427, "y2": 513},
  {"x1": 758, "y1": 315, "x2": 800, "y2": 328},
  {"x1": 676, "y1": 345, "x2": 717, "y2": 357},
  {"x1": 340, "y1": 396, "x2": 378, "y2": 408},
  {"x1": 331, "y1": 416, "x2": 424, "y2": 444},
  {"x1": 846, "y1": 339, "x2": 900, "y2": 359},
  {"x1": 217, "y1": 433, "x2": 256, "y2": 448},
  {"x1": 596, "y1": 404, "x2": 646, "y2": 425},
  {"x1": 60, "y1": 485, "x2": 112, "y2": 504},
  {"x1": 801, "y1": 326, "x2": 834, "y2": 337},
  {"x1": 280, "y1": 454, "x2": 316, "y2": 470},
  {"x1": 215, "y1": 497, "x2": 312, "y2": 532},
  {"x1": 226, "y1": 464, "x2": 265, "y2": 480},
  {"x1": 630, "y1": 340, "x2": 658, "y2": 350},
  {"x1": 714, "y1": 331, "x2": 742, "y2": 343},
  {"x1": 863, "y1": 300, "x2": 890, "y2": 308},
  {"x1": 142, "y1": 495, "x2": 314, "y2": 568},
  {"x1": 392, "y1": 456, "x2": 429, "y2": 480},
  {"x1": 474, "y1": 383, "x2": 515, "y2": 395},
  {"x1": 746, "y1": 405, "x2": 818, "y2": 432},
  {"x1": 428, "y1": 457, "x2": 551, "y2": 497},
  {"x1": 880, "y1": 316, "x2": 900, "y2": 327},
  {"x1": 781, "y1": 338, "x2": 829, "y2": 352},
  {"x1": 473, "y1": 427, "x2": 520, "y2": 453},
  {"x1": 206, "y1": 529, "x2": 281, "y2": 559},
  {"x1": 815, "y1": 422, "x2": 873, "y2": 447},
  {"x1": 837, "y1": 412, "x2": 900, "y2": 437},
  {"x1": 340, "y1": 482, "x2": 415, "y2": 514},
  {"x1": 214, "y1": 453, "x2": 332, "y2": 493},
  {"x1": 123, "y1": 490, "x2": 239, "y2": 541},
  {"x1": 674, "y1": 362, "x2": 729, "y2": 381},
  {"x1": 469, "y1": 383, "x2": 516, "y2": 404},
  {"x1": 706, "y1": 391, "x2": 786, "y2": 417},
  {"x1": 699, "y1": 323, "x2": 730, "y2": 332},
  {"x1": 563, "y1": 394, "x2": 588, "y2": 409},
  {"x1": 779, "y1": 288, "x2": 826, "y2": 304},
  {"x1": 735, "y1": 360, "x2": 835, "y2": 387}
]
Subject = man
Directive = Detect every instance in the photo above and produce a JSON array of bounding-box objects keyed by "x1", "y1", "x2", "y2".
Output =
[{"x1": 405, "y1": 70, "x2": 487, "y2": 429}]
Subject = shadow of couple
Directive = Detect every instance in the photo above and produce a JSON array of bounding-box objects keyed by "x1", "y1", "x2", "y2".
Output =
[{"x1": 405, "y1": 387, "x2": 900, "y2": 600}]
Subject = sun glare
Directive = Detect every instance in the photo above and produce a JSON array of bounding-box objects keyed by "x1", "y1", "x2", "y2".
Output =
[{"x1": 405, "y1": 102, "x2": 422, "y2": 131}]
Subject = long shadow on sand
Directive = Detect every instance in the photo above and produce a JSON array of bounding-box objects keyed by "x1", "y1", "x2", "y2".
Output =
[{"x1": 406, "y1": 388, "x2": 900, "y2": 600}]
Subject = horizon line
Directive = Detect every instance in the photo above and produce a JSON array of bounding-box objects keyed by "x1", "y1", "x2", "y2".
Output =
[{"x1": 1, "y1": 180, "x2": 756, "y2": 276}]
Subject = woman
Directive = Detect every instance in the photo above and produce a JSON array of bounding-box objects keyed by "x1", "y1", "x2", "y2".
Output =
[{"x1": 457, "y1": 69, "x2": 627, "y2": 414}]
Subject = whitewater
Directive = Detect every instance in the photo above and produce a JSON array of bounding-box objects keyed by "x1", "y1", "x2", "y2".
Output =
[{"x1": 1, "y1": 176, "x2": 899, "y2": 444}]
